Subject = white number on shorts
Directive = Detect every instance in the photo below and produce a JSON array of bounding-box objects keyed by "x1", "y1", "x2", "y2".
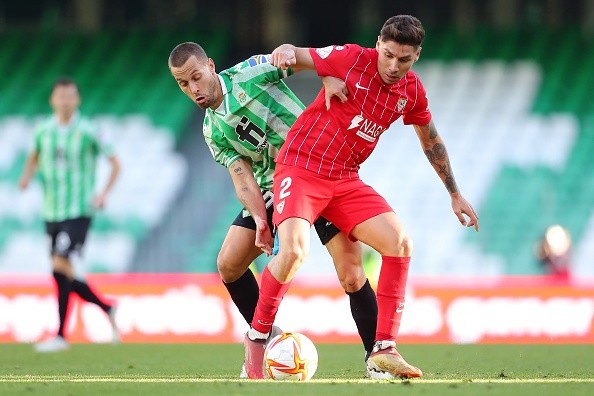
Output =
[
  {"x1": 262, "y1": 190, "x2": 274, "y2": 209},
  {"x1": 278, "y1": 177, "x2": 292, "y2": 199}
]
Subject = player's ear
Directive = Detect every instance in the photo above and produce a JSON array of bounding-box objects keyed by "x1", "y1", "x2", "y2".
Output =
[{"x1": 208, "y1": 58, "x2": 216, "y2": 73}]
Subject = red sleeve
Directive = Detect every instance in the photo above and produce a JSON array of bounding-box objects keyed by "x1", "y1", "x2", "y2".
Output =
[
  {"x1": 402, "y1": 77, "x2": 432, "y2": 126},
  {"x1": 309, "y1": 44, "x2": 363, "y2": 79}
]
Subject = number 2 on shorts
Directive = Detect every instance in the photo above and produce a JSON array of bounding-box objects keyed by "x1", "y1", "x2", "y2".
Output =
[{"x1": 279, "y1": 177, "x2": 292, "y2": 199}]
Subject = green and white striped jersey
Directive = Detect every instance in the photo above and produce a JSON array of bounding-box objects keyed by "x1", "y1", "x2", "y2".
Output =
[
  {"x1": 34, "y1": 113, "x2": 114, "y2": 221},
  {"x1": 203, "y1": 54, "x2": 304, "y2": 190}
]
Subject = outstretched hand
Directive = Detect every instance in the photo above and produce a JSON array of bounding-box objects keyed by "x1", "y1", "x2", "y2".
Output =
[
  {"x1": 271, "y1": 46, "x2": 296, "y2": 70},
  {"x1": 451, "y1": 193, "x2": 479, "y2": 232},
  {"x1": 321, "y1": 76, "x2": 349, "y2": 110},
  {"x1": 255, "y1": 217, "x2": 273, "y2": 255}
]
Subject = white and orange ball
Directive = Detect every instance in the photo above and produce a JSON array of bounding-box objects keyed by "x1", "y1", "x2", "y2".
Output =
[{"x1": 264, "y1": 332, "x2": 318, "y2": 381}]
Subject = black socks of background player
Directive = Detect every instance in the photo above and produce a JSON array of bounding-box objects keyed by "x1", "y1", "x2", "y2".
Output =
[
  {"x1": 53, "y1": 271, "x2": 112, "y2": 337},
  {"x1": 347, "y1": 279, "x2": 378, "y2": 355},
  {"x1": 53, "y1": 271, "x2": 72, "y2": 338},
  {"x1": 223, "y1": 269, "x2": 260, "y2": 324},
  {"x1": 71, "y1": 279, "x2": 111, "y2": 312}
]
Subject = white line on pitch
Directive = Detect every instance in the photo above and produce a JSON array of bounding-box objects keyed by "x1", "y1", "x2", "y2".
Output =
[{"x1": 1, "y1": 376, "x2": 594, "y2": 384}]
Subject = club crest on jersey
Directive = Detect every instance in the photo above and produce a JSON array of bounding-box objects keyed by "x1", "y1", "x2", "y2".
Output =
[
  {"x1": 347, "y1": 114, "x2": 387, "y2": 143},
  {"x1": 237, "y1": 91, "x2": 247, "y2": 104},
  {"x1": 397, "y1": 97, "x2": 408, "y2": 112},
  {"x1": 315, "y1": 46, "x2": 334, "y2": 59},
  {"x1": 247, "y1": 54, "x2": 270, "y2": 67}
]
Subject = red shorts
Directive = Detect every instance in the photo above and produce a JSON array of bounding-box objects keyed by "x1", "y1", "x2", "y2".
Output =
[{"x1": 272, "y1": 163, "x2": 393, "y2": 240}]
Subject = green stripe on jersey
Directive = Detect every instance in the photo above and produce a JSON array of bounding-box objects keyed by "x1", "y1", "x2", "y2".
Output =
[
  {"x1": 203, "y1": 55, "x2": 304, "y2": 190},
  {"x1": 34, "y1": 115, "x2": 111, "y2": 221}
]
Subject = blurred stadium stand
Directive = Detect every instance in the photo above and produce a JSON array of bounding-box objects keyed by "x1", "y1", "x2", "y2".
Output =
[
  {"x1": 354, "y1": 26, "x2": 594, "y2": 276},
  {"x1": 0, "y1": 28, "x2": 233, "y2": 273},
  {"x1": 0, "y1": 0, "x2": 593, "y2": 276}
]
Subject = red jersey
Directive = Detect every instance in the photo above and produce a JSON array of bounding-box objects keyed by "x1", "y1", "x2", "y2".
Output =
[{"x1": 277, "y1": 44, "x2": 432, "y2": 179}]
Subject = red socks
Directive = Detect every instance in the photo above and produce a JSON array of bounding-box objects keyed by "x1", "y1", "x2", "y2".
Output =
[
  {"x1": 251, "y1": 266, "x2": 291, "y2": 334},
  {"x1": 375, "y1": 256, "x2": 410, "y2": 341}
]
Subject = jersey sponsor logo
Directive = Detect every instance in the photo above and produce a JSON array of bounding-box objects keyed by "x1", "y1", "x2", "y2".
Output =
[
  {"x1": 235, "y1": 116, "x2": 268, "y2": 153},
  {"x1": 347, "y1": 114, "x2": 387, "y2": 143},
  {"x1": 355, "y1": 82, "x2": 369, "y2": 90},
  {"x1": 396, "y1": 302, "x2": 405, "y2": 313},
  {"x1": 246, "y1": 54, "x2": 270, "y2": 67},
  {"x1": 315, "y1": 45, "x2": 334, "y2": 59},
  {"x1": 276, "y1": 200, "x2": 285, "y2": 214},
  {"x1": 54, "y1": 147, "x2": 67, "y2": 165},
  {"x1": 397, "y1": 97, "x2": 408, "y2": 112}
]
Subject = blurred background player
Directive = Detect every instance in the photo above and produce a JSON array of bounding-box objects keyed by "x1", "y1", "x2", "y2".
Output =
[
  {"x1": 536, "y1": 224, "x2": 572, "y2": 280},
  {"x1": 244, "y1": 15, "x2": 479, "y2": 379},
  {"x1": 19, "y1": 77, "x2": 121, "y2": 352},
  {"x1": 168, "y1": 43, "x2": 382, "y2": 376}
]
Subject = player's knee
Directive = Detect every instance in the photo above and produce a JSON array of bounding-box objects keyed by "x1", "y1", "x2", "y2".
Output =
[
  {"x1": 386, "y1": 233, "x2": 413, "y2": 257},
  {"x1": 398, "y1": 234, "x2": 413, "y2": 256},
  {"x1": 216, "y1": 254, "x2": 241, "y2": 282},
  {"x1": 277, "y1": 244, "x2": 308, "y2": 267},
  {"x1": 338, "y1": 267, "x2": 366, "y2": 293}
]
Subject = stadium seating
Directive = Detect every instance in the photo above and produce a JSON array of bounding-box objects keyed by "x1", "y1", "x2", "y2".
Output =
[
  {"x1": 0, "y1": 29, "x2": 230, "y2": 274},
  {"x1": 2, "y1": 26, "x2": 593, "y2": 276},
  {"x1": 349, "y1": 27, "x2": 594, "y2": 276}
]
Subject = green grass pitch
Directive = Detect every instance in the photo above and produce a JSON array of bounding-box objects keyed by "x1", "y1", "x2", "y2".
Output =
[{"x1": 1, "y1": 343, "x2": 593, "y2": 396}]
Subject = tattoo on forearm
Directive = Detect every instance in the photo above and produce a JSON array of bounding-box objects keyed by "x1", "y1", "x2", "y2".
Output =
[
  {"x1": 429, "y1": 123, "x2": 438, "y2": 139},
  {"x1": 234, "y1": 166, "x2": 244, "y2": 175},
  {"x1": 444, "y1": 175, "x2": 458, "y2": 194},
  {"x1": 424, "y1": 144, "x2": 459, "y2": 194},
  {"x1": 432, "y1": 143, "x2": 446, "y2": 161}
]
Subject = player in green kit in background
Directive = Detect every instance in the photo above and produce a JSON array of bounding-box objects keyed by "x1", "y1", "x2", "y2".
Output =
[
  {"x1": 19, "y1": 77, "x2": 121, "y2": 352},
  {"x1": 169, "y1": 43, "x2": 385, "y2": 378}
]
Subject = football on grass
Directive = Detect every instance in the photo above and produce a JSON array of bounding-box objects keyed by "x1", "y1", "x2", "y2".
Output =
[{"x1": 264, "y1": 332, "x2": 318, "y2": 381}]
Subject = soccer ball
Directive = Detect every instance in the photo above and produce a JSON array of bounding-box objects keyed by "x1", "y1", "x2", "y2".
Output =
[{"x1": 264, "y1": 332, "x2": 318, "y2": 381}]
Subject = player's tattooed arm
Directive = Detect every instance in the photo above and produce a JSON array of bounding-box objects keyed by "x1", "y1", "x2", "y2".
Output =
[
  {"x1": 413, "y1": 121, "x2": 459, "y2": 194},
  {"x1": 229, "y1": 158, "x2": 261, "y2": 205},
  {"x1": 228, "y1": 158, "x2": 273, "y2": 253},
  {"x1": 413, "y1": 121, "x2": 480, "y2": 231},
  {"x1": 232, "y1": 162, "x2": 248, "y2": 191}
]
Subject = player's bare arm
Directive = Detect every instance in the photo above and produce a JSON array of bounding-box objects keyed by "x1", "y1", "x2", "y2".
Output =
[
  {"x1": 413, "y1": 121, "x2": 479, "y2": 231},
  {"x1": 18, "y1": 151, "x2": 39, "y2": 190},
  {"x1": 94, "y1": 155, "x2": 121, "y2": 209},
  {"x1": 271, "y1": 44, "x2": 316, "y2": 71},
  {"x1": 228, "y1": 158, "x2": 273, "y2": 254}
]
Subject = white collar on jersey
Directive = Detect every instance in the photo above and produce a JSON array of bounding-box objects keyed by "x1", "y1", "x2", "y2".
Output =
[
  {"x1": 53, "y1": 111, "x2": 81, "y2": 132},
  {"x1": 213, "y1": 74, "x2": 230, "y2": 114}
]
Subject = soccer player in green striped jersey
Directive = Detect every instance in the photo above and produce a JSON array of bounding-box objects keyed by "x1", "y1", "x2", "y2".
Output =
[
  {"x1": 169, "y1": 43, "x2": 383, "y2": 378},
  {"x1": 19, "y1": 77, "x2": 121, "y2": 352}
]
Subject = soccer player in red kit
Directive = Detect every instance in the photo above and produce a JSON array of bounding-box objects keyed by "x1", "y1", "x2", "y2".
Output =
[{"x1": 244, "y1": 15, "x2": 479, "y2": 379}]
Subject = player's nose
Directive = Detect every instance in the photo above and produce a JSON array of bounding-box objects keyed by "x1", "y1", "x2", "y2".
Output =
[{"x1": 189, "y1": 81, "x2": 200, "y2": 94}]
